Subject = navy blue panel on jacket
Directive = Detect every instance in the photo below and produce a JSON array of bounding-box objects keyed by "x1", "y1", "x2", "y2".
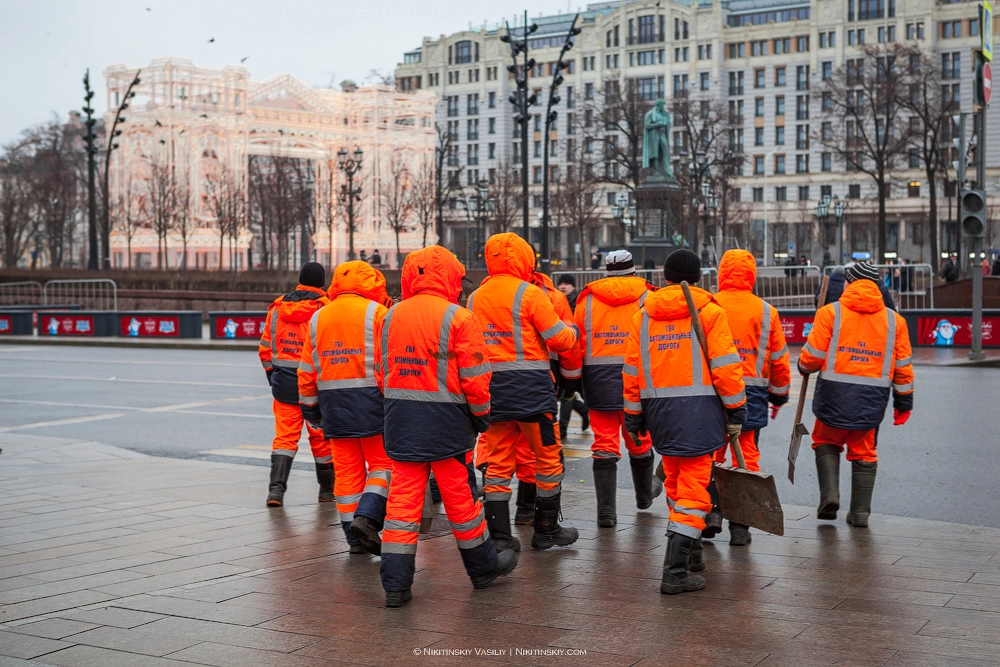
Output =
[
  {"x1": 742, "y1": 384, "x2": 770, "y2": 430},
  {"x1": 812, "y1": 379, "x2": 890, "y2": 430},
  {"x1": 319, "y1": 386, "x2": 383, "y2": 438},
  {"x1": 488, "y1": 369, "x2": 557, "y2": 422},
  {"x1": 582, "y1": 364, "x2": 624, "y2": 411},
  {"x1": 642, "y1": 395, "x2": 725, "y2": 457},
  {"x1": 270, "y1": 368, "x2": 299, "y2": 405},
  {"x1": 384, "y1": 399, "x2": 479, "y2": 462}
]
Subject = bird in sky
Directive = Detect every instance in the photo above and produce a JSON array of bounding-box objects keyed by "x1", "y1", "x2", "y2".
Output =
[
  {"x1": 154, "y1": 120, "x2": 163, "y2": 127},
  {"x1": 240, "y1": 56, "x2": 249, "y2": 63},
  {"x1": 199, "y1": 114, "x2": 208, "y2": 118},
  {"x1": 208, "y1": 37, "x2": 215, "y2": 43},
  {"x1": 146, "y1": 7, "x2": 151, "y2": 10}
]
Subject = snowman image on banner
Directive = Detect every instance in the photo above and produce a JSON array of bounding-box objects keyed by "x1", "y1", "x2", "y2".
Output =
[
  {"x1": 128, "y1": 318, "x2": 141, "y2": 337},
  {"x1": 931, "y1": 319, "x2": 957, "y2": 346},
  {"x1": 224, "y1": 318, "x2": 238, "y2": 338},
  {"x1": 47, "y1": 318, "x2": 60, "y2": 335}
]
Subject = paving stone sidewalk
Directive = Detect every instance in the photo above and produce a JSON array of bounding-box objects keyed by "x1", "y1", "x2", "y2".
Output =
[{"x1": 2, "y1": 434, "x2": 1000, "y2": 666}]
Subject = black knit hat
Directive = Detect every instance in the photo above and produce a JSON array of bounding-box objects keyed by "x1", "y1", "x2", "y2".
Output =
[
  {"x1": 298, "y1": 262, "x2": 326, "y2": 288},
  {"x1": 846, "y1": 261, "x2": 880, "y2": 285},
  {"x1": 663, "y1": 249, "x2": 701, "y2": 284},
  {"x1": 605, "y1": 249, "x2": 636, "y2": 276},
  {"x1": 557, "y1": 273, "x2": 576, "y2": 287}
]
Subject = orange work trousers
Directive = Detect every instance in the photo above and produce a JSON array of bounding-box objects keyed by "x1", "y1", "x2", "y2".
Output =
[
  {"x1": 714, "y1": 429, "x2": 761, "y2": 472},
  {"x1": 271, "y1": 399, "x2": 331, "y2": 462},
  {"x1": 590, "y1": 409, "x2": 653, "y2": 460},
  {"x1": 661, "y1": 454, "x2": 713, "y2": 540},
  {"x1": 475, "y1": 434, "x2": 536, "y2": 484},
  {"x1": 331, "y1": 435, "x2": 392, "y2": 523},
  {"x1": 811, "y1": 420, "x2": 878, "y2": 462},
  {"x1": 482, "y1": 414, "x2": 563, "y2": 502}
]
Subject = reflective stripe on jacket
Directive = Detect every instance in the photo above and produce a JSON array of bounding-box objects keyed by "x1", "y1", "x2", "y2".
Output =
[
  {"x1": 377, "y1": 246, "x2": 492, "y2": 462},
  {"x1": 469, "y1": 233, "x2": 577, "y2": 422},
  {"x1": 258, "y1": 285, "x2": 328, "y2": 405},
  {"x1": 798, "y1": 280, "x2": 914, "y2": 430},
  {"x1": 714, "y1": 250, "x2": 792, "y2": 429},
  {"x1": 531, "y1": 272, "x2": 583, "y2": 382},
  {"x1": 623, "y1": 285, "x2": 746, "y2": 457},
  {"x1": 574, "y1": 276, "x2": 650, "y2": 411}
]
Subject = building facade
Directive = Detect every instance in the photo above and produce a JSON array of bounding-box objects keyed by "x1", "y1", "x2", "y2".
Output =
[
  {"x1": 395, "y1": 0, "x2": 996, "y2": 269},
  {"x1": 104, "y1": 58, "x2": 437, "y2": 271}
]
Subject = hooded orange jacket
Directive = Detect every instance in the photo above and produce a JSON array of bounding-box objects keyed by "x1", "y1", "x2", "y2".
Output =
[
  {"x1": 259, "y1": 284, "x2": 329, "y2": 405},
  {"x1": 622, "y1": 285, "x2": 746, "y2": 457},
  {"x1": 376, "y1": 246, "x2": 493, "y2": 461},
  {"x1": 467, "y1": 233, "x2": 578, "y2": 422},
  {"x1": 531, "y1": 271, "x2": 583, "y2": 382},
  {"x1": 798, "y1": 279, "x2": 914, "y2": 430},
  {"x1": 574, "y1": 275, "x2": 652, "y2": 411},
  {"x1": 713, "y1": 250, "x2": 792, "y2": 430},
  {"x1": 299, "y1": 261, "x2": 392, "y2": 439}
]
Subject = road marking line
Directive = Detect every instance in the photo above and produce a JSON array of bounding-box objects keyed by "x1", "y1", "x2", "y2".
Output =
[
  {"x1": 175, "y1": 410, "x2": 271, "y2": 419},
  {"x1": 0, "y1": 395, "x2": 269, "y2": 413},
  {"x1": 0, "y1": 354, "x2": 258, "y2": 369},
  {"x1": 0, "y1": 374, "x2": 260, "y2": 389},
  {"x1": 0, "y1": 413, "x2": 124, "y2": 432}
]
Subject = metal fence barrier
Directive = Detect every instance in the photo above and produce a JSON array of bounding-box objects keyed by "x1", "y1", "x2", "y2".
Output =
[
  {"x1": 553, "y1": 268, "x2": 717, "y2": 291},
  {"x1": 42, "y1": 279, "x2": 118, "y2": 311},
  {"x1": 754, "y1": 265, "x2": 823, "y2": 310},
  {"x1": 0, "y1": 281, "x2": 43, "y2": 307},
  {"x1": 824, "y1": 263, "x2": 934, "y2": 310}
]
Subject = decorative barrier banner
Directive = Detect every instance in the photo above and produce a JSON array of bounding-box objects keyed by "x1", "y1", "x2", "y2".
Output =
[
  {"x1": 121, "y1": 315, "x2": 180, "y2": 337},
  {"x1": 779, "y1": 314, "x2": 816, "y2": 344},
  {"x1": 42, "y1": 315, "x2": 95, "y2": 336},
  {"x1": 214, "y1": 315, "x2": 266, "y2": 339},
  {"x1": 917, "y1": 316, "x2": 1000, "y2": 347}
]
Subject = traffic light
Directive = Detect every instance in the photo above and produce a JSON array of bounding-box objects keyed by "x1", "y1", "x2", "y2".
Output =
[{"x1": 960, "y1": 188, "x2": 987, "y2": 237}]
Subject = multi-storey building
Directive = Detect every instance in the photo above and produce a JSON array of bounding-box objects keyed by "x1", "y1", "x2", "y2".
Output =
[
  {"x1": 104, "y1": 58, "x2": 436, "y2": 270},
  {"x1": 395, "y1": 0, "x2": 995, "y2": 269}
]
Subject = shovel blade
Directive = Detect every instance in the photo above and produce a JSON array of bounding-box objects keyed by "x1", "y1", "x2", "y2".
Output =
[
  {"x1": 713, "y1": 464, "x2": 785, "y2": 536},
  {"x1": 786, "y1": 423, "x2": 809, "y2": 484}
]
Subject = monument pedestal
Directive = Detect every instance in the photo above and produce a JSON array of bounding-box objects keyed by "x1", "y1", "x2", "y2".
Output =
[{"x1": 631, "y1": 178, "x2": 686, "y2": 267}]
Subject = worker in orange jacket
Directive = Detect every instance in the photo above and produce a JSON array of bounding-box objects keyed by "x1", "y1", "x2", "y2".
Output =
[
  {"x1": 573, "y1": 249, "x2": 660, "y2": 528},
  {"x1": 797, "y1": 261, "x2": 914, "y2": 528},
  {"x1": 709, "y1": 249, "x2": 792, "y2": 545},
  {"x1": 376, "y1": 246, "x2": 517, "y2": 608},
  {"x1": 469, "y1": 233, "x2": 580, "y2": 552},
  {"x1": 259, "y1": 263, "x2": 331, "y2": 508},
  {"x1": 299, "y1": 260, "x2": 394, "y2": 555},
  {"x1": 623, "y1": 249, "x2": 746, "y2": 595}
]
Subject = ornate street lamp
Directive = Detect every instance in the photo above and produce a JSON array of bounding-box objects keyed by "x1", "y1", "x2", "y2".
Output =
[
  {"x1": 833, "y1": 196, "x2": 846, "y2": 264},
  {"x1": 337, "y1": 147, "x2": 364, "y2": 261},
  {"x1": 815, "y1": 194, "x2": 831, "y2": 267}
]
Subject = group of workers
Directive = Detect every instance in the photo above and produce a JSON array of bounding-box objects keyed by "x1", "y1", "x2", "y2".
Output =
[{"x1": 258, "y1": 234, "x2": 914, "y2": 606}]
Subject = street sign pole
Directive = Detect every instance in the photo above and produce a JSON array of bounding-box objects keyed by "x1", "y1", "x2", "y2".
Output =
[{"x1": 970, "y1": 20, "x2": 989, "y2": 360}]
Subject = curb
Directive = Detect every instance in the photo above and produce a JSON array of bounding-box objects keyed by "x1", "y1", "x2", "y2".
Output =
[{"x1": 0, "y1": 336, "x2": 256, "y2": 352}]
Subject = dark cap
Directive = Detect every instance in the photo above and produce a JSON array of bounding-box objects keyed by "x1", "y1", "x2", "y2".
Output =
[
  {"x1": 663, "y1": 248, "x2": 701, "y2": 284},
  {"x1": 557, "y1": 274, "x2": 576, "y2": 287},
  {"x1": 845, "y1": 261, "x2": 880, "y2": 285},
  {"x1": 298, "y1": 262, "x2": 326, "y2": 288}
]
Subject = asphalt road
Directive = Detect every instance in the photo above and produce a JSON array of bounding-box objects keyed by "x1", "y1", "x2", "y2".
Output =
[{"x1": 1, "y1": 343, "x2": 997, "y2": 528}]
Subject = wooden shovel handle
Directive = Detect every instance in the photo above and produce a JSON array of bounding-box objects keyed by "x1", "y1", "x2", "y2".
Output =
[{"x1": 791, "y1": 273, "x2": 828, "y2": 426}]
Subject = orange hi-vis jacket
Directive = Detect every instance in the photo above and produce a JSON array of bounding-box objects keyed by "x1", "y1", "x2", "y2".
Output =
[
  {"x1": 798, "y1": 279, "x2": 914, "y2": 430},
  {"x1": 299, "y1": 261, "x2": 392, "y2": 439},
  {"x1": 531, "y1": 271, "x2": 582, "y2": 383},
  {"x1": 623, "y1": 285, "x2": 747, "y2": 457},
  {"x1": 259, "y1": 284, "x2": 329, "y2": 406},
  {"x1": 468, "y1": 233, "x2": 578, "y2": 422},
  {"x1": 713, "y1": 249, "x2": 792, "y2": 430},
  {"x1": 574, "y1": 276, "x2": 652, "y2": 411},
  {"x1": 376, "y1": 246, "x2": 493, "y2": 462}
]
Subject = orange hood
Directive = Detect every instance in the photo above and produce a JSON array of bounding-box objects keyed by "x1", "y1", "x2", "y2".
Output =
[
  {"x1": 642, "y1": 284, "x2": 714, "y2": 321},
  {"x1": 401, "y1": 245, "x2": 465, "y2": 303},
  {"x1": 485, "y1": 232, "x2": 535, "y2": 281},
  {"x1": 531, "y1": 271, "x2": 557, "y2": 291},
  {"x1": 840, "y1": 279, "x2": 885, "y2": 314},
  {"x1": 276, "y1": 284, "x2": 326, "y2": 324},
  {"x1": 582, "y1": 276, "x2": 650, "y2": 306},
  {"x1": 329, "y1": 260, "x2": 392, "y2": 307},
  {"x1": 718, "y1": 249, "x2": 757, "y2": 292}
]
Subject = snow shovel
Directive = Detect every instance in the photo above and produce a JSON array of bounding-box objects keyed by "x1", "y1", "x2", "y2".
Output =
[
  {"x1": 681, "y1": 282, "x2": 784, "y2": 537},
  {"x1": 787, "y1": 274, "x2": 829, "y2": 484}
]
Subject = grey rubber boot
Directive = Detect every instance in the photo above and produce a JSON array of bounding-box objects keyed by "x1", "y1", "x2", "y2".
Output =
[
  {"x1": 629, "y1": 453, "x2": 661, "y2": 510},
  {"x1": 315, "y1": 462, "x2": 334, "y2": 503},
  {"x1": 514, "y1": 481, "x2": 536, "y2": 526},
  {"x1": 660, "y1": 531, "x2": 706, "y2": 594},
  {"x1": 688, "y1": 537, "x2": 705, "y2": 572},
  {"x1": 592, "y1": 458, "x2": 618, "y2": 527},
  {"x1": 485, "y1": 500, "x2": 521, "y2": 552},
  {"x1": 531, "y1": 493, "x2": 579, "y2": 550},
  {"x1": 266, "y1": 454, "x2": 293, "y2": 507},
  {"x1": 846, "y1": 460, "x2": 877, "y2": 528},
  {"x1": 815, "y1": 444, "x2": 841, "y2": 520}
]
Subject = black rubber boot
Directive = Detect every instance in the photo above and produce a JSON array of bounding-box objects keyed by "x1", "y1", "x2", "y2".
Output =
[
  {"x1": 629, "y1": 453, "x2": 661, "y2": 510},
  {"x1": 815, "y1": 445, "x2": 841, "y2": 520},
  {"x1": 266, "y1": 454, "x2": 293, "y2": 507},
  {"x1": 349, "y1": 515, "x2": 382, "y2": 556},
  {"x1": 688, "y1": 538, "x2": 705, "y2": 572},
  {"x1": 701, "y1": 477, "x2": 723, "y2": 538},
  {"x1": 485, "y1": 500, "x2": 521, "y2": 552},
  {"x1": 729, "y1": 522, "x2": 752, "y2": 546},
  {"x1": 384, "y1": 589, "x2": 412, "y2": 608},
  {"x1": 514, "y1": 481, "x2": 536, "y2": 526},
  {"x1": 846, "y1": 460, "x2": 877, "y2": 528},
  {"x1": 315, "y1": 462, "x2": 334, "y2": 503},
  {"x1": 470, "y1": 548, "x2": 519, "y2": 589},
  {"x1": 531, "y1": 493, "x2": 579, "y2": 550},
  {"x1": 579, "y1": 407, "x2": 590, "y2": 432},
  {"x1": 592, "y1": 458, "x2": 618, "y2": 527},
  {"x1": 660, "y1": 531, "x2": 706, "y2": 594}
]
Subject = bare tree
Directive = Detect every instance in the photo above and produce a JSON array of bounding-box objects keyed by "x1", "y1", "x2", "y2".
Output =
[
  {"x1": 486, "y1": 159, "x2": 522, "y2": 236},
  {"x1": 114, "y1": 171, "x2": 145, "y2": 269},
  {"x1": 316, "y1": 155, "x2": 338, "y2": 268},
  {"x1": 207, "y1": 163, "x2": 246, "y2": 271},
  {"x1": 815, "y1": 42, "x2": 914, "y2": 262},
  {"x1": 553, "y1": 142, "x2": 602, "y2": 268},
  {"x1": 593, "y1": 76, "x2": 649, "y2": 203},
  {"x1": 248, "y1": 152, "x2": 312, "y2": 270},
  {"x1": 380, "y1": 150, "x2": 415, "y2": 268},
  {"x1": 411, "y1": 156, "x2": 436, "y2": 248},
  {"x1": 147, "y1": 153, "x2": 176, "y2": 269},
  {"x1": 0, "y1": 142, "x2": 33, "y2": 268},
  {"x1": 434, "y1": 122, "x2": 463, "y2": 241},
  {"x1": 173, "y1": 170, "x2": 193, "y2": 269}
]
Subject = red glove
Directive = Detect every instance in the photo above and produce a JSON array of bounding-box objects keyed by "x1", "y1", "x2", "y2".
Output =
[
  {"x1": 770, "y1": 405, "x2": 781, "y2": 420},
  {"x1": 893, "y1": 409, "x2": 910, "y2": 426}
]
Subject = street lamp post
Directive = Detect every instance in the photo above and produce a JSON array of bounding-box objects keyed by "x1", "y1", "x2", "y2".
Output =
[
  {"x1": 700, "y1": 182, "x2": 718, "y2": 266},
  {"x1": 815, "y1": 194, "x2": 831, "y2": 267},
  {"x1": 102, "y1": 71, "x2": 142, "y2": 269},
  {"x1": 501, "y1": 13, "x2": 538, "y2": 239},
  {"x1": 82, "y1": 70, "x2": 99, "y2": 270},
  {"x1": 337, "y1": 147, "x2": 364, "y2": 261},
  {"x1": 476, "y1": 179, "x2": 491, "y2": 268},
  {"x1": 833, "y1": 196, "x2": 846, "y2": 264},
  {"x1": 610, "y1": 192, "x2": 635, "y2": 246}
]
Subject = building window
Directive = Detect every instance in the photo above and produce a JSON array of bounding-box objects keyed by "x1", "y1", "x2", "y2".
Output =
[
  {"x1": 775, "y1": 186, "x2": 787, "y2": 201},
  {"x1": 700, "y1": 72, "x2": 710, "y2": 90},
  {"x1": 566, "y1": 86, "x2": 575, "y2": 108},
  {"x1": 754, "y1": 156, "x2": 765, "y2": 175},
  {"x1": 488, "y1": 143, "x2": 496, "y2": 159},
  {"x1": 446, "y1": 96, "x2": 459, "y2": 117},
  {"x1": 942, "y1": 21, "x2": 961, "y2": 39},
  {"x1": 729, "y1": 71, "x2": 744, "y2": 95},
  {"x1": 775, "y1": 126, "x2": 785, "y2": 145},
  {"x1": 488, "y1": 117, "x2": 496, "y2": 134},
  {"x1": 821, "y1": 153, "x2": 832, "y2": 172},
  {"x1": 775, "y1": 67, "x2": 786, "y2": 87},
  {"x1": 728, "y1": 43, "x2": 745, "y2": 58},
  {"x1": 797, "y1": 36, "x2": 809, "y2": 52},
  {"x1": 848, "y1": 184, "x2": 861, "y2": 198},
  {"x1": 796, "y1": 125, "x2": 809, "y2": 149},
  {"x1": 774, "y1": 38, "x2": 790, "y2": 55},
  {"x1": 755, "y1": 97, "x2": 765, "y2": 117},
  {"x1": 796, "y1": 154, "x2": 809, "y2": 173},
  {"x1": 776, "y1": 95, "x2": 785, "y2": 116},
  {"x1": 454, "y1": 40, "x2": 474, "y2": 64},
  {"x1": 752, "y1": 40, "x2": 768, "y2": 56},
  {"x1": 822, "y1": 62, "x2": 832, "y2": 80},
  {"x1": 796, "y1": 95, "x2": 809, "y2": 120},
  {"x1": 942, "y1": 52, "x2": 961, "y2": 80},
  {"x1": 796, "y1": 66, "x2": 809, "y2": 91},
  {"x1": 775, "y1": 154, "x2": 786, "y2": 174},
  {"x1": 755, "y1": 127, "x2": 765, "y2": 146},
  {"x1": 970, "y1": 18, "x2": 980, "y2": 36},
  {"x1": 467, "y1": 144, "x2": 479, "y2": 166},
  {"x1": 534, "y1": 141, "x2": 541, "y2": 158},
  {"x1": 908, "y1": 181, "x2": 921, "y2": 197},
  {"x1": 799, "y1": 185, "x2": 810, "y2": 201},
  {"x1": 755, "y1": 69, "x2": 766, "y2": 88},
  {"x1": 447, "y1": 120, "x2": 459, "y2": 141},
  {"x1": 753, "y1": 187, "x2": 764, "y2": 202},
  {"x1": 467, "y1": 119, "x2": 479, "y2": 140}
]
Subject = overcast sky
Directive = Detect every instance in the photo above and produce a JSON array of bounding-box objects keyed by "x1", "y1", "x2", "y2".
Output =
[{"x1": 0, "y1": 0, "x2": 579, "y2": 144}]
